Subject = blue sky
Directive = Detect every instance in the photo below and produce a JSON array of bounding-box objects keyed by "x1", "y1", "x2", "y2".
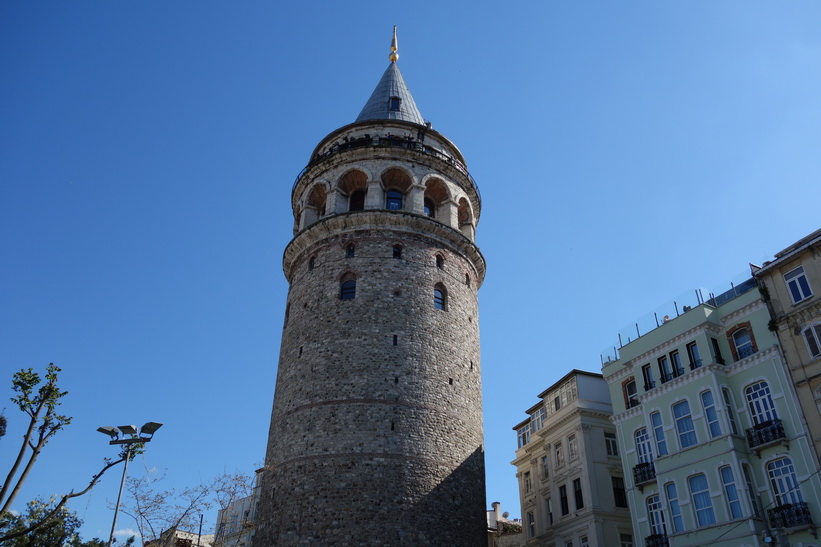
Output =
[{"x1": 2, "y1": 1, "x2": 820, "y2": 541}]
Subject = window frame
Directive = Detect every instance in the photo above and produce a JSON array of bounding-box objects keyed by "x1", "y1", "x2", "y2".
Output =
[
  {"x1": 646, "y1": 494, "x2": 667, "y2": 536},
  {"x1": 687, "y1": 341, "x2": 702, "y2": 369},
  {"x1": 732, "y1": 328, "x2": 754, "y2": 359},
  {"x1": 559, "y1": 484, "x2": 569, "y2": 515},
  {"x1": 650, "y1": 411, "x2": 668, "y2": 456},
  {"x1": 573, "y1": 477, "x2": 584, "y2": 510},
  {"x1": 634, "y1": 427, "x2": 653, "y2": 464},
  {"x1": 688, "y1": 473, "x2": 716, "y2": 526},
  {"x1": 784, "y1": 265, "x2": 813, "y2": 304},
  {"x1": 385, "y1": 189, "x2": 403, "y2": 211},
  {"x1": 673, "y1": 400, "x2": 697, "y2": 449},
  {"x1": 605, "y1": 431, "x2": 619, "y2": 456},
  {"x1": 803, "y1": 322, "x2": 821, "y2": 358},
  {"x1": 665, "y1": 482, "x2": 684, "y2": 533},
  {"x1": 340, "y1": 279, "x2": 356, "y2": 300},
  {"x1": 568, "y1": 434, "x2": 578, "y2": 461},
  {"x1": 722, "y1": 388, "x2": 739, "y2": 435},
  {"x1": 433, "y1": 284, "x2": 447, "y2": 311},
  {"x1": 612, "y1": 476, "x2": 628, "y2": 508},
  {"x1": 719, "y1": 466, "x2": 743, "y2": 519},
  {"x1": 700, "y1": 390, "x2": 722, "y2": 439},
  {"x1": 767, "y1": 457, "x2": 803, "y2": 506},
  {"x1": 745, "y1": 381, "x2": 778, "y2": 425}
]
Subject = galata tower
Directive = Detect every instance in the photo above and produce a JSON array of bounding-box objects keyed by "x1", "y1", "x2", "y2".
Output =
[{"x1": 255, "y1": 28, "x2": 486, "y2": 546}]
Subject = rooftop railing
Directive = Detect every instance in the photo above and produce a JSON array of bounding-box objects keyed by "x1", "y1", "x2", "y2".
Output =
[{"x1": 601, "y1": 274, "x2": 758, "y2": 365}]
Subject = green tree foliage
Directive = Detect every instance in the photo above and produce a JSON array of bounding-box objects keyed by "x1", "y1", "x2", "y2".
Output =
[
  {"x1": 0, "y1": 496, "x2": 82, "y2": 546},
  {"x1": 0, "y1": 364, "x2": 71, "y2": 515}
]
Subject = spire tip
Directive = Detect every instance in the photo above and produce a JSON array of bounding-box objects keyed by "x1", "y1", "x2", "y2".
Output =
[{"x1": 389, "y1": 26, "x2": 399, "y2": 63}]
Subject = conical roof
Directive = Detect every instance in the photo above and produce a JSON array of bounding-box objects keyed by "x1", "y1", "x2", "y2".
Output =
[{"x1": 355, "y1": 62, "x2": 425, "y2": 125}]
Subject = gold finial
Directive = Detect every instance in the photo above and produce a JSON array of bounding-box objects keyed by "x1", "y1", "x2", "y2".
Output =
[{"x1": 389, "y1": 26, "x2": 399, "y2": 63}]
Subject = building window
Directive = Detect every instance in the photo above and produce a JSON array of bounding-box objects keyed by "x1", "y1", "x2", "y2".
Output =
[
  {"x1": 346, "y1": 244, "x2": 355, "y2": 258},
  {"x1": 565, "y1": 541, "x2": 573, "y2": 547},
  {"x1": 658, "y1": 355, "x2": 672, "y2": 383},
  {"x1": 308, "y1": 256, "x2": 316, "y2": 270},
  {"x1": 580, "y1": 536, "x2": 589, "y2": 547},
  {"x1": 568, "y1": 434, "x2": 578, "y2": 460},
  {"x1": 542, "y1": 455, "x2": 550, "y2": 478},
  {"x1": 524, "y1": 471, "x2": 532, "y2": 493},
  {"x1": 642, "y1": 364, "x2": 655, "y2": 391},
  {"x1": 517, "y1": 424, "x2": 531, "y2": 448},
  {"x1": 389, "y1": 96, "x2": 401, "y2": 111},
  {"x1": 573, "y1": 478, "x2": 584, "y2": 509},
  {"x1": 392, "y1": 245, "x2": 402, "y2": 259},
  {"x1": 424, "y1": 197, "x2": 436, "y2": 218},
  {"x1": 768, "y1": 457, "x2": 803, "y2": 505},
  {"x1": 745, "y1": 381, "x2": 777, "y2": 425},
  {"x1": 546, "y1": 497, "x2": 553, "y2": 525},
  {"x1": 620, "y1": 534, "x2": 633, "y2": 547},
  {"x1": 700, "y1": 390, "x2": 722, "y2": 438},
  {"x1": 688, "y1": 473, "x2": 716, "y2": 525},
  {"x1": 386, "y1": 190, "x2": 403, "y2": 210},
  {"x1": 784, "y1": 265, "x2": 813, "y2": 304},
  {"x1": 711, "y1": 337, "x2": 725, "y2": 365},
  {"x1": 612, "y1": 476, "x2": 628, "y2": 508},
  {"x1": 722, "y1": 388, "x2": 739, "y2": 435},
  {"x1": 720, "y1": 466, "x2": 743, "y2": 519},
  {"x1": 673, "y1": 400, "x2": 697, "y2": 448},
  {"x1": 670, "y1": 350, "x2": 684, "y2": 377},
  {"x1": 742, "y1": 463, "x2": 761, "y2": 517},
  {"x1": 435, "y1": 254, "x2": 444, "y2": 269},
  {"x1": 687, "y1": 341, "x2": 702, "y2": 369},
  {"x1": 555, "y1": 441, "x2": 565, "y2": 466},
  {"x1": 526, "y1": 511, "x2": 535, "y2": 538},
  {"x1": 665, "y1": 482, "x2": 684, "y2": 532},
  {"x1": 732, "y1": 328, "x2": 755, "y2": 359},
  {"x1": 560, "y1": 485, "x2": 569, "y2": 515},
  {"x1": 349, "y1": 189, "x2": 366, "y2": 211},
  {"x1": 340, "y1": 279, "x2": 356, "y2": 300},
  {"x1": 635, "y1": 427, "x2": 653, "y2": 464},
  {"x1": 803, "y1": 323, "x2": 821, "y2": 358},
  {"x1": 646, "y1": 494, "x2": 667, "y2": 536},
  {"x1": 650, "y1": 411, "x2": 668, "y2": 456},
  {"x1": 624, "y1": 379, "x2": 638, "y2": 408},
  {"x1": 605, "y1": 432, "x2": 619, "y2": 456},
  {"x1": 532, "y1": 407, "x2": 546, "y2": 432},
  {"x1": 433, "y1": 284, "x2": 447, "y2": 310}
]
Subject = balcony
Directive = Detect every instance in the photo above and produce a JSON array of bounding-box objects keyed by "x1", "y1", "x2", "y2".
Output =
[
  {"x1": 746, "y1": 419, "x2": 787, "y2": 451},
  {"x1": 645, "y1": 533, "x2": 669, "y2": 547},
  {"x1": 768, "y1": 502, "x2": 814, "y2": 529},
  {"x1": 633, "y1": 462, "x2": 656, "y2": 486}
]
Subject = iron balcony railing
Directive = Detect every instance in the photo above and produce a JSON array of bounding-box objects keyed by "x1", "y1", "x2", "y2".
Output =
[
  {"x1": 645, "y1": 533, "x2": 669, "y2": 547},
  {"x1": 768, "y1": 502, "x2": 813, "y2": 529},
  {"x1": 689, "y1": 358, "x2": 703, "y2": 370},
  {"x1": 737, "y1": 345, "x2": 756, "y2": 359},
  {"x1": 291, "y1": 135, "x2": 480, "y2": 200},
  {"x1": 633, "y1": 462, "x2": 656, "y2": 485},
  {"x1": 746, "y1": 419, "x2": 786, "y2": 449}
]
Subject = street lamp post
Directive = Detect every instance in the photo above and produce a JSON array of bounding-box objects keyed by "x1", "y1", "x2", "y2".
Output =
[{"x1": 97, "y1": 422, "x2": 162, "y2": 547}]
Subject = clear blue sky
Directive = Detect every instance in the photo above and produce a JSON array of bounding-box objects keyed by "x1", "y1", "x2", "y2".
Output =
[{"x1": 2, "y1": 1, "x2": 821, "y2": 541}]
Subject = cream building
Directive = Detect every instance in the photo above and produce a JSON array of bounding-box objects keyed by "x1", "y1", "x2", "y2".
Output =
[
  {"x1": 513, "y1": 370, "x2": 634, "y2": 547},
  {"x1": 753, "y1": 228, "x2": 821, "y2": 466}
]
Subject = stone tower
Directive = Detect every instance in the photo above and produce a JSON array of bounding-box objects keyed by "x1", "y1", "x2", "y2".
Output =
[{"x1": 255, "y1": 29, "x2": 486, "y2": 546}]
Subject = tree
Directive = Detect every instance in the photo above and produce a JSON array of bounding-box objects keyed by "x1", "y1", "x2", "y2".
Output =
[
  {"x1": 0, "y1": 496, "x2": 82, "y2": 546},
  {"x1": 0, "y1": 363, "x2": 71, "y2": 515}
]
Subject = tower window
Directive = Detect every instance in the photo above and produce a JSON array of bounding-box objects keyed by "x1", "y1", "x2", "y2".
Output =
[
  {"x1": 434, "y1": 283, "x2": 447, "y2": 310},
  {"x1": 308, "y1": 256, "x2": 316, "y2": 270},
  {"x1": 424, "y1": 198, "x2": 436, "y2": 218},
  {"x1": 346, "y1": 244, "x2": 355, "y2": 258},
  {"x1": 436, "y1": 254, "x2": 444, "y2": 269},
  {"x1": 465, "y1": 273, "x2": 471, "y2": 287},
  {"x1": 386, "y1": 190, "x2": 403, "y2": 210},
  {"x1": 340, "y1": 279, "x2": 356, "y2": 300},
  {"x1": 393, "y1": 245, "x2": 402, "y2": 259},
  {"x1": 389, "y1": 96, "x2": 401, "y2": 111},
  {"x1": 349, "y1": 189, "x2": 366, "y2": 211}
]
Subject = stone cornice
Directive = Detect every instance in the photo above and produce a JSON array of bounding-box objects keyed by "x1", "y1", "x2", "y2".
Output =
[
  {"x1": 283, "y1": 211, "x2": 486, "y2": 285},
  {"x1": 782, "y1": 299, "x2": 821, "y2": 330},
  {"x1": 720, "y1": 299, "x2": 765, "y2": 325}
]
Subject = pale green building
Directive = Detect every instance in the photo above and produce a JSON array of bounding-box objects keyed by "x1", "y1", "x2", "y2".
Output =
[{"x1": 603, "y1": 277, "x2": 821, "y2": 547}]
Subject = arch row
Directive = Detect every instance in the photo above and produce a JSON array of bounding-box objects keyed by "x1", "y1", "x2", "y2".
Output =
[{"x1": 294, "y1": 164, "x2": 476, "y2": 240}]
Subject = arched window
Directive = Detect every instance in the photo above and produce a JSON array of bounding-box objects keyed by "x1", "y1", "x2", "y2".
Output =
[
  {"x1": 803, "y1": 323, "x2": 821, "y2": 358},
  {"x1": 745, "y1": 381, "x2": 777, "y2": 425},
  {"x1": 386, "y1": 190, "x2": 403, "y2": 210},
  {"x1": 646, "y1": 494, "x2": 667, "y2": 536},
  {"x1": 340, "y1": 280, "x2": 356, "y2": 300},
  {"x1": 392, "y1": 245, "x2": 402, "y2": 259},
  {"x1": 768, "y1": 457, "x2": 803, "y2": 506},
  {"x1": 424, "y1": 198, "x2": 436, "y2": 218},
  {"x1": 350, "y1": 189, "x2": 366, "y2": 211},
  {"x1": 465, "y1": 273, "x2": 471, "y2": 287},
  {"x1": 436, "y1": 254, "x2": 444, "y2": 269},
  {"x1": 308, "y1": 256, "x2": 316, "y2": 271},
  {"x1": 733, "y1": 328, "x2": 754, "y2": 359},
  {"x1": 634, "y1": 427, "x2": 653, "y2": 464},
  {"x1": 346, "y1": 244, "x2": 355, "y2": 258},
  {"x1": 433, "y1": 284, "x2": 447, "y2": 310}
]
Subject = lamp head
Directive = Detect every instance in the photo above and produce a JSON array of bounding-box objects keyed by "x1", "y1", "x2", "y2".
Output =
[
  {"x1": 118, "y1": 425, "x2": 138, "y2": 436},
  {"x1": 97, "y1": 426, "x2": 119, "y2": 440},
  {"x1": 140, "y1": 422, "x2": 163, "y2": 438}
]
